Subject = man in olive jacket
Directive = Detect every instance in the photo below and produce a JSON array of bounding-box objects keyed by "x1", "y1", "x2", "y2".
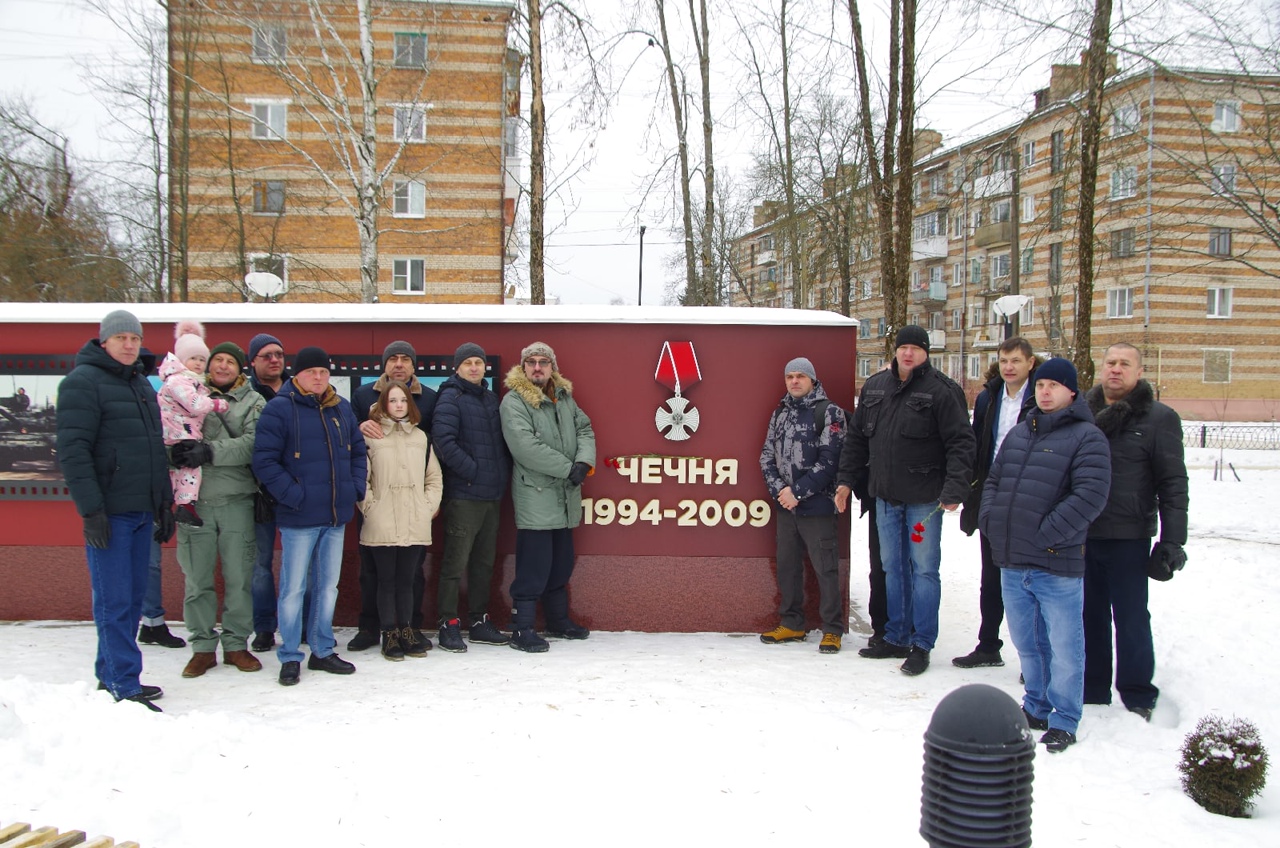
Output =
[
  {"x1": 500, "y1": 341, "x2": 596, "y2": 653},
  {"x1": 168, "y1": 341, "x2": 266, "y2": 678},
  {"x1": 56, "y1": 309, "x2": 174, "y2": 711}
]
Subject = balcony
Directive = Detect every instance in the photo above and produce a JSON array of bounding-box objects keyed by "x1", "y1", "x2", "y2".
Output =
[
  {"x1": 973, "y1": 170, "x2": 1012, "y2": 198},
  {"x1": 927, "y1": 329, "x2": 946, "y2": 350},
  {"x1": 974, "y1": 221, "x2": 1012, "y2": 247},
  {"x1": 756, "y1": 249, "x2": 776, "y2": 266},
  {"x1": 910, "y1": 280, "x2": 948, "y2": 304},
  {"x1": 971, "y1": 327, "x2": 1001, "y2": 349},
  {"x1": 911, "y1": 235, "x2": 948, "y2": 261},
  {"x1": 980, "y1": 275, "x2": 1012, "y2": 296}
]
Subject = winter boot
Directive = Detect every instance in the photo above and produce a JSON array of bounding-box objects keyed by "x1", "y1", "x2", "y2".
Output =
[
  {"x1": 381, "y1": 630, "x2": 405, "y2": 662},
  {"x1": 437, "y1": 618, "x2": 468, "y2": 652},
  {"x1": 399, "y1": 626, "x2": 428, "y2": 658},
  {"x1": 138, "y1": 623, "x2": 187, "y2": 649},
  {"x1": 468, "y1": 614, "x2": 510, "y2": 646}
]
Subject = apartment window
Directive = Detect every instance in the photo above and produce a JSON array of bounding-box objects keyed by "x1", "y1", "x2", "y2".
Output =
[
  {"x1": 990, "y1": 253, "x2": 1011, "y2": 282},
  {"x1": 1204, "y1": 349, "x2": 1232, "y2": 383},
  {"x1": 248, "y1": 253, "x2": 286, "y2": 286},
  {"x1": 992, "y1": 150, "x2": 1011, "y2": 173},
  {"x1": 1213, "y1": 100, "x2": 1241, "y2": 133},
  {"x1": 951, "y1": 307, "x2": 962, "y2": 330},
  {"x1": 929, "y1": 311, "x2": 945, "y2": 331},
  {"x1": 859, "y1": 319, "x2": 871, "y2": 338},
  {"x1": 859, "y1": 358, "x2": 873, "y2": 378},
  {"x1": 1049, "y1": 187, "x2": 1064, "y2": 231},
  {"x1": 251, "y1": 180, "x2": 285, "y2": 214},
  {"x1": 760, "y1": 234, "x2": 774, "y2": 251},
  {"x1": 1208, "y1": 227, "x2": 1233, "y2": 256},
  {"x1": 252, "y1": 26, "x2": 286, "y2": 64},
  {"x1": 394, "y1": 33, "x2": 428, "y2": 68},
  {"x1": 1048, "y1": 242, "x2": 1062, "y2": 286},
  {"x1": 392, "y1": 258, "x2": 426, "y2": 294},
  {"x1": 504, "y1": 116, "x2": 519, "y2": 156},
  {"x1": 1110, "y1": 166, "x2": 1138, "y2": 200},
  {"x1": 970, "y1": 304, "x2": 986, "y2": 328},
  {"x1": 1211, "y1": 164, "x2": 1237, "y2": 195},
  {"x1": 1048, "y1": 295, "x2": 1063, "y2": 341},
  {"x1": 1050, "y1": 130, "x2": 1064, "y2": 174},
  {"x1": 1021, "y1": 247, "x2": 1034, "y2": 275},
  {"x1": 951, "y1": 213, "x2": 963, "y2": 239},
  {"x1": 1111, "y1": 227, "x2": 1136, "y2": 258},
  {"x1": 1111, "y1": 104, "x2": 1141, "y2": 136},
  {"x1": 393, "y1": 105, "x2": 426, "y2": 142},
  {"x1": 969, "y1": 257, "x2": 982, "y2": 285},
  {"x1": 952, "y1": 263, "x2": 963, "y2": 287},
  {"x1": 972, "y1": 208, "x2": 985, "y2": 230},
  {"x1": 911, "y1": 269, "x2": 921, "y2": 290},
  {"x1": 1207, "y1": 287, "x2": 1233, "y2": 318},
  {"x1": 1106, "y1": 287, "x2": 1134, "y2": 318},
  {"x1": 928, "y1": 170, "x2": 947, "y2": 196},
  {"x1": 393, "y1": 180, "x2": 426, "y2": 217},
  {"x1": 1022, "y1": 140, "x2": 1036, "y2": 167},
  {"x1": 929, "y1": 265, "x2": 944, "y2": 286},
  {"x1": 968, "y1": 355, "x2": 985, "y2": 380},
  {"x1": 861, "y1": 278, "x2": 872, "y2": 299},
  {"x1": 1021, "y1": 194, "x2": 1035, "y2": 223},
  {"x1": 251, "y1": 102, "x2": 287, "y2": 140},
  {"x1": 913, "y1": 211, "x2": 943, "y2": 240},
  {"x1": 992, "y1": 200, "x2": 1011, "y2": 224},
  {"x1": 877, "y1": 317, "x2": 886, "y2": 337},
  {"x1": 1019, "y1": 296, "x2": 1034, "y2": 325}
]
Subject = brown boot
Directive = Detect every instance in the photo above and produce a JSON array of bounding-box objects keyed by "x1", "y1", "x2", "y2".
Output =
[
  {"x1": 223, "y1": 650, "x2": 263, "y2": 672},
  {"x1": 182, "y1": 652, "x2": 218, "y2": 678}
]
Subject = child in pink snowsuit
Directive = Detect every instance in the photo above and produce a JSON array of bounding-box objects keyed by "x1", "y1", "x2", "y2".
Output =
[{"x1": 158, "y1": 320, "x2": 228, "y2": 527}]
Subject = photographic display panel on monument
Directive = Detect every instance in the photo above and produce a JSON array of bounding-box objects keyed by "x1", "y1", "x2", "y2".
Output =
[{"x1": 0, "y1": 303, "x2": 856, "y2": 633}]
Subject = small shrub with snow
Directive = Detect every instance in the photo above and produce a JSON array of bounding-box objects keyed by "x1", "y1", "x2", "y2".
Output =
[{"x1": 1178, "y1": 714, "x2": 1269, "y2": 818}]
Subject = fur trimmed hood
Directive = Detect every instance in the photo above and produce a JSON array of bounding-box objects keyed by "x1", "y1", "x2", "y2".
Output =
[
  {"x1": 1086, "y1": 378, "x2": 1154, "y2": 439},
  {"x1": 504, "y1": 365, "x2": 573, "y2": 408}
]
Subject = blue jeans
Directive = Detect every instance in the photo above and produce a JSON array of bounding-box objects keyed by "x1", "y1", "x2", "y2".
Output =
[
  {"x1": 87, "y1": 512, "x2": 152, "y2": 700},
  {"x1": 875, "y1": 499, "x2": 943, "y2": 651},
  {"x1": 277, "y1": 525, "x2": 346, "y2": 664},
  {"x1": 255, "y1": 519, "x2": 312, "y2": 634},
  {"x1": 140, "y1": 537, "x2": 165, "y2": 626},
  {"x1": 1002, "y1": 568, "x2": 1085, "y2": 735}
]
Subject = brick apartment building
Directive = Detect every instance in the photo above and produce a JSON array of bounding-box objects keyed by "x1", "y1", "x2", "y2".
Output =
[
  {"x1": 731, "y1": 61, "x2": 1280, "y2": 420},
  {"x1": 168, "y1": 0, "x2": 519, "y2": 303}
]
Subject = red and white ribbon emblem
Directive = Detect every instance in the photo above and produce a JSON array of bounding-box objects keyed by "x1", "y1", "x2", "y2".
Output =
[{"x1": 654, "y1": 341, "x2": 702, "y2": 441}]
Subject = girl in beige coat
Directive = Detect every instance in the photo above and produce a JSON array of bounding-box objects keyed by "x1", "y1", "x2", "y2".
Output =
[{"x1": 359, "y1": 382, "x2": 443, "y2": 660}]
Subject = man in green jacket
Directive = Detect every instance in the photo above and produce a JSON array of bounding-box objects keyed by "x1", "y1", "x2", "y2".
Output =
[
  {"x1": 56, "y1": 309, "x2": 174, "y2": 712},
  {"x1": 169, "y1": 341, "x2": 267, "y2": 678},
  {"x1": 500, "y1": 341, "x2": 596, "y2": 653}
]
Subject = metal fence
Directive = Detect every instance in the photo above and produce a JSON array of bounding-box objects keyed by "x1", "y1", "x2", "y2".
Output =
[{"x1": 1183, "y1": 423, "x2": 1280, "y2": 450}]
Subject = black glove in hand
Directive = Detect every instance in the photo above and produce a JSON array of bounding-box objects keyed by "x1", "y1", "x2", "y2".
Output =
[
  {"x1": 83, "y1": 511, "x2": 111, "y2": 549},
  {"x1": 1147, "y1": 541, "x2": 1187, "y2": 582},
  {"x1": 171, "y1": 440, "x2": 213, "y2": 468},
  {"x1": 154, "y1": 508, "x2": 176, "y2": 544},
  {"x1": 567, "y1": 462, "x2": 591, "y2": 486}
]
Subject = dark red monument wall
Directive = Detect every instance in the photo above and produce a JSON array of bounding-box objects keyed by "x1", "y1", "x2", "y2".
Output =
[{"x1": 0, "y1": 305, "x2": 857, "y2": 633}]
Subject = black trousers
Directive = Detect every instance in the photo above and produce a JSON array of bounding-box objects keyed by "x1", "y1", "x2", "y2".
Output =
[
  {"x1": 510, "y1": 528, "x2": 575, "y2": 628},
  {"x1": 975, "y1": 532, "x2": 1006, "y2": 652},
  {"x1": 368, "y1": 545, "x2": 425, "y2": 631},
  {"x1": 775, "y1": 510, "x2": 844, "y2": 634},
  {"x1": 358, "y1": 541, "x2": 427, "y2": 631},
  {"x1": 1083, "y1": 537, "x2": 1158, "y2": 710},
  {"x1": 866, "y1": 504, "x2": 887, "y2": 637}
]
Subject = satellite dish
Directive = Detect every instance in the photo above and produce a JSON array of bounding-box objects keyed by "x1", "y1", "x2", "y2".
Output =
[{"x1": 245, "y1": 271, "x2": 285, "y2": 298}]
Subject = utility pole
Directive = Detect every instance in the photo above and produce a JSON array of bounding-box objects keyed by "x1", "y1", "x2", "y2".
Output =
[{"x1": 638, "y1": 225, "x2": 647, "y2": 306}]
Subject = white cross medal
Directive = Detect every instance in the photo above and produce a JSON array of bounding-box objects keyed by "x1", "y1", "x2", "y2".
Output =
[{"x1": 654, "y1": 341, "x2": 702, "y2": 441}]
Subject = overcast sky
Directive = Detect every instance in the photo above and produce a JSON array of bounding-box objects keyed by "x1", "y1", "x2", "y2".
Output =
[{"x1": 0, "y1": 0, "x2": 1209, "y2": 306}]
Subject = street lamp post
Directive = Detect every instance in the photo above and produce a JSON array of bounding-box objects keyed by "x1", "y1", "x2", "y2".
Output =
[{"x1": 638, "y1": 224, "x2": 647, "y2": 306}]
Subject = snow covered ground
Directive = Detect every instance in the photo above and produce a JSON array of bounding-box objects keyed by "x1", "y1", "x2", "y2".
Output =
[{"x1": 2, "y1": 447, "x2": 1277, "y2": 846}]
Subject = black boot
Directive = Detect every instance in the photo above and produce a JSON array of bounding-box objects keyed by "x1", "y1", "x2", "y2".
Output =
[
  {"x1": 381, "y1": 629, "x2": 405, "y2": 662},
  {"x1": 509, "y1": 600, "x2": 548, "y2": 653},
  {"x1": 138, "y1": 623, "x2": 187, "y2": 649}
]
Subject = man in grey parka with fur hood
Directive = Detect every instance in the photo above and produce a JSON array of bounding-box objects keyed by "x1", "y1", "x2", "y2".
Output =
[{"x1": 500, "y1": 341, "x2": 597, "y2": 653}]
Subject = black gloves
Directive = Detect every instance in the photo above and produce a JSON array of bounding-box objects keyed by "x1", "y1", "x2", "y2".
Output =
[
  {"x1": 154, "y1": 508, "x2": 176, "y2": 544},
  {"x1": 171, "y1": 440, "x2": 213, "y2": 468},
  {"x1": 83, "y1": 511, "x2": 111, "y2": 549},
  {"x1": 567, "y1": 462, "x2": 591, "y2": 486},
  {"x1": 1147, "y1": 541, "x2": 1187, "y2": 582}
]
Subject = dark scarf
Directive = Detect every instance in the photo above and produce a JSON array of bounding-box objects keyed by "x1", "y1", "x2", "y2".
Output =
[{"x1": 1087, "y1": 378, "x2": 1154, "y2": 439}]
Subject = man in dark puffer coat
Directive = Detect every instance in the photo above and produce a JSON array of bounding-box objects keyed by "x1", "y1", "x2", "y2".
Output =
[
  {"x1": 1083, "y1": 343, "x2": 1188, "y2": 719},
  {"x1": 430, "y1": 343, "x2": 512, "y2": 649},
  {"x1": 56, "y1": 309, "x2": 174, "y2": 711},
  {"x1": 980, "y1": 357, "x2": 1111, "y2": 753}
]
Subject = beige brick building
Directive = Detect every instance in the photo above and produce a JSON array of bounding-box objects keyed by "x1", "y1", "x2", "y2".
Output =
[
  {"x1": 731, "y1": 62, "x2": 1280, "y2": 420},
  {"x1": 168, "y1": 0, "x2": 519, "y2": 303}
]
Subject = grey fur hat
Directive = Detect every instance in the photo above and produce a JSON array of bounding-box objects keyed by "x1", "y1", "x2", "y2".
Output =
[{"x1": 520, "y1": 341, "x2": 557, "y2": 372}]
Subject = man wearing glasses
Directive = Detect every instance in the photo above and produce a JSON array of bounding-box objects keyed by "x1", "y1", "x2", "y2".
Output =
[
  {"x1": 499, "y1": 342, "x2": 596, "y2": 652},
  {"x1": 247, "y1": 333, "x2": 289, "y2": 652}
]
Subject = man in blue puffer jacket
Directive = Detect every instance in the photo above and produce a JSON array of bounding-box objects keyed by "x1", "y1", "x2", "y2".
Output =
[
  {"x1": 979, "y1": 357, "x2": 1111, "y2": 754},
  {"x1": 253, "y1": 346, "x2": 367, "y2": 686},
  {"x1": 759, "y1": 357, "x2": 847, "y2": 653},
  {"x1": 430, "y1": 342, "x2": 512, "y2": 650}
]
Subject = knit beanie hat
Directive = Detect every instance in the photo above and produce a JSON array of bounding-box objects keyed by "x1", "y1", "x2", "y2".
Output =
[
  {"x1": 784, "y1": 357, "x2": 817, "y2": 381},
  {"x1": 382, "y1": 340, "x2": 417, "y2": 369},
  {"x1": 293, "y1": 346, "x2": 331, "y2": 373},
  {"x1": 99, "y1": 309, "x2": 143, "y2": 340},
  {"x1": 454, "y1": 342, "x2": 487, "y2": 370},
  {"x1": 248, "y1": 332, "x2": 284, "y2": 362},
  {"x1": 895, "y1": 325, "x2": 931, "y2": 352},
  {"x1": 1035, "y1": 357, "x2": 1079, "y2": 396},
  {"x1": 173, "y1": 319, "x2": 210, "y2": 363},
  {"x1": 520, "y1": 341, "x2": 557, "y2": 372},
  {"x1": 209, "y1": 341, "x2": 247, "y2": 370}
]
